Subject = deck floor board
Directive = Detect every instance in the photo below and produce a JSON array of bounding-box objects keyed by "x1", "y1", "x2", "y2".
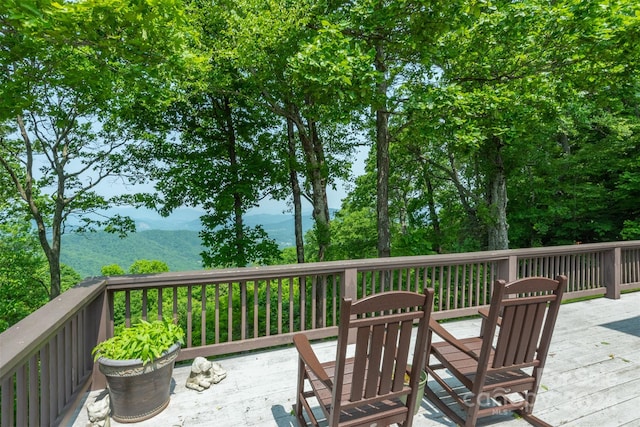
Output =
[{"x1": 69, "y1": 291, "x2": 640, "y2": 426}]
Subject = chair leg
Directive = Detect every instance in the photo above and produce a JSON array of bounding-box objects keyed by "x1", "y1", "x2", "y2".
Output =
[
  {"x1": 517, "y1": 410, "x2": 553, "y2": 427},
  {"x1": 295, "y1": 359, "x2": 307, "y2": 425},
  {"x1": 464, "y1": 394, "x2": 481, "y2": 427},
  {"x1": 424, "y1": 378, "x2": 466, "y2": 426},
  {"x1": 516, "y1": 384, "x2": 550, "y2": 427}
]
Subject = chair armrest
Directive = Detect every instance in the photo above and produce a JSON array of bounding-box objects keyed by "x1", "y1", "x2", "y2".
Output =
[
  {"x1": 293, "y1": 334, "x2": 333, "y2": 388},
  {"x1": 478, "y1": 308, "x2": 502, "y2": 326},
  {"x1": 429, "y1": 319, "x2": 479, "y2": 360}
]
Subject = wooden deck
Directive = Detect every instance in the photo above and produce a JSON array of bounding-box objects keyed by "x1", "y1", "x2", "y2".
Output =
[{"x1": 69, "y1": 292, "x2": 640, "y2": 427}]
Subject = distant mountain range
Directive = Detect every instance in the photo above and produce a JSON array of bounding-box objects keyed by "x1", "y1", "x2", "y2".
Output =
[{"x1": 61, "y1": 207, "x2": 318, "y2": 278}]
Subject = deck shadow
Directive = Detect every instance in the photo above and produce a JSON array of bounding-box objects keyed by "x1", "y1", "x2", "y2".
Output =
[
  {"x1": 600, "y1": 315, "x2": 640, "y2": 338},
  {"x1": 271, "y1": 404, "x2": 297, "y2": 427}
]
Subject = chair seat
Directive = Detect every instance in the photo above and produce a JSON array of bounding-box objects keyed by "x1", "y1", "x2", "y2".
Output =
[
  {"x1": 304, "y1": 357, "x2": 409, "y2": 427},
  {"x1": 424, "y1": 276, "x2": 566, "y2": 427},
  {"x1": 295, "y1": 289, "x2": 434, "y2": 427},
  {"x1": 432, "y1": 338, "x2": 535, "y2": 394}
]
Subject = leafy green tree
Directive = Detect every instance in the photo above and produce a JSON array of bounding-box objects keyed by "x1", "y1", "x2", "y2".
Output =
[
  {"x1": 221, "y1": 0, "x2": 371, "y2": 262},
  {"x1": 0, "y1": 219, "x2": 48, "y2": 331},
  {"x1": 387, "y1": 0, "x2": 640, "y2": 251},
  {"x1": 137, "y1": 0, "x2": 283, "y2": 268},
  {"x1": 101, "y1": 264, "x2": 125, "y2": 276},
  {"x1": 0, "y1": 0, "x2": 195, "y2": 298},
  {"x1": 128, "y1": 260, "x2": 170, "y2": 275},
  {"x1": 0, "y1": 193, "x2": 81, "y2": 330}
]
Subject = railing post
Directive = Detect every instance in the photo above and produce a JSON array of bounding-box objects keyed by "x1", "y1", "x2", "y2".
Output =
[
  {"x1": 343, "y1": 268, "x2": 358, "y2": 344},
  {"x1": 604, "y1": 247, "x2": 621, "y2": 299},
  {"x1": 90, "y1": 289, "x2": 110, "y2": 390},
  {"x1": 496, "y1": 255, "x2": 518, "y2": 282},
  {"x1": 342, "y1": 268, "x2": 358, "y2": 302}
]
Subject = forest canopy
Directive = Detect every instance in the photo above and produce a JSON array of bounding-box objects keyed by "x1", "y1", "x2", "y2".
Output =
[{"x1": 1, "y1": 0, "x2": 639, "y2": 327}]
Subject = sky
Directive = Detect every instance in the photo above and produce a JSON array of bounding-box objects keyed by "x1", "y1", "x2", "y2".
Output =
[{"x1": 96, "y1": 145, "x2": 369, "y2": 216}]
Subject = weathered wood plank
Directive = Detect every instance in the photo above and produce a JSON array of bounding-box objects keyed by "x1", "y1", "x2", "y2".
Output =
[{"x1": 69, "y1": 292, "x2": 640, "y2": 427}]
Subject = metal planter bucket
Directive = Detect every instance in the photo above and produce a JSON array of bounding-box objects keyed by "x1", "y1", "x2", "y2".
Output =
[{"x1": 401, "y1": 369, "x2": 428, "y2": 415}]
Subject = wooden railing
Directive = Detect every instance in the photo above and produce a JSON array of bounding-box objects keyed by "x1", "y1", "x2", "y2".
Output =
[{"x1": 1, "y1": 241, "x2": 639, "y2": 426}]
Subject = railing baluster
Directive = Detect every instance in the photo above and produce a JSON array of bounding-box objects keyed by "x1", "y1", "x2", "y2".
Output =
[
  {"x1": 201, "y1": 285, "x2": 207, "y2": 346},
  {"x1": 299, "y1": 276, "x2": 305, "y2": 331},
  {"x1": 253, "y1": 281, "x2": 259, "y2": 338},
  {"x1": 266, "y1": 279, "x2": 271, "y2": 336},
  {"x1": 39, "y1": 346, "x2": 49, "y2": 426},
  {"x1": 332, "y1": 274, "x2": 338, "y2": 326},
  {"x1": 311, "y1": 276, "x2": 317, "y2": 329},
  {"x1": 288, "y1": 278, "x2": 294, "y2": 333},
  {"x1": 124, "y1": 290, "x2": 131, "y2": 327},
  {"x1": 16, "y1": 364, "x2": 27, "y2": 426},
  {"x1": 64, "y1": 324, "x2": 72, "y2": 402},
  {"x1": 71, "y1": 316, "x2": 78, "y2": 390},
  {"x1": 56, "y1": 331, "x2": 64, "y2": 415},
  {"x1": 2, "y1": 375, "x2": 14, "y2": 427},
  {"x1": 240, "y1": 281, "x2": 247, "y2": 340},
  {"x1": 215, "y1": 284, "x2": 220, "y2": 344},
  {"x1": 28, "y1": 354, "x2": 39, "y2": 427},
  {"x1": 172, "y1": 286, "x2": 178, "y2": 324},
  {"x1": 186, "y1": 285, "x2": 193, "y2": 347},
  {"x1": 277, "y1": 278, "x2": 283, "y2": 335},
  {"x1": 158, "y1": 288, "x2": 163, "y2": 320},
  {"x1": 228, "y1": 283, "x2": 233, "y2": 342},
  {"x1": 141, "y1": 289, "x2": 148, "y2": 321}
]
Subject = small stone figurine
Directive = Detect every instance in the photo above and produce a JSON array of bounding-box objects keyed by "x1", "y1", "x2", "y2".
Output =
[
  {"x1": 185, "y1": 356, "x2": 227, "y2": 391},
  {"x1": 86, "y1": 393, "x2": 110, "y2": 427}
]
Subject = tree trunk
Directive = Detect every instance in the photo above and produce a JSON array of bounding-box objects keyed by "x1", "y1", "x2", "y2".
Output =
[
  {"x1": 487, "y1": 136, "x2": 509, "y2": 250},
  {"x1": 287, "y1": 118, "x2": 305, "y2": 264},
  {"x1": 424, "y1": 172, "x2": 443, "y2": 254},
  {"x1": 374, "y1": 40, "x2": 391, "y2": 259},
  {"x1": 292, "y1": 110, "x2": 330, "y2": 262},
  {"x1": 223, "y1": 97, "x2": 247, "y2": 267},
  {"x1": 12, "y1": 115, "x2": 62, "y2": 299}
]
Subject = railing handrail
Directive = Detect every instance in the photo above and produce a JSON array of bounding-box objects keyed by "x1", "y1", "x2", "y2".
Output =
[{"x1": 102, "y1": 240, "x2": 638, "y2": 288}]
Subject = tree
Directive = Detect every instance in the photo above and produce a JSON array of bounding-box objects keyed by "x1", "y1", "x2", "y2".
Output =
[
  {"x1": 0, "y1": 217, "x2": 48, "y2": 331},
  {"x1": 101, "y1": 264, "x2": 125, "y2": 276},
  {"x1": 128, "y1": 260, "x2": 169, "y2": 274},
  {"x1": 221, "y1": 0, "x2": 371, "y2": 262},
  {"x1": 0, "y1": 0, "x2": 195, "y2": 298},
  {"x1": 137, "y1": 0, "x2": 283, "y2": 268}
]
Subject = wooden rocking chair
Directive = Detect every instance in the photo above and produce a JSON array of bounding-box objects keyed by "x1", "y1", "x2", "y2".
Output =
[
  {"x1": 425, "y1": 275, "x2": 567, "y2": 427},
  {"x1": 294, "y1": 289, "x2": 434, "y2": 427}
]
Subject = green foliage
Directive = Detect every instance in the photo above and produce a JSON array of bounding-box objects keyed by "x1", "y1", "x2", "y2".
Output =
[
  {"x1": 128, "y1": 260, "x2": 169, "y2": 274},
  {"x1": 92, "y1": 319, "x2": 184, "y2": 364},
  {"x1": 101, "y1": 264, "x2": 125, "y2": 276},
  {"x1": 0, "y1": 221, "x2": 49, "y2": 331},
  {"x1": 60, "y1": 264, "x2": 82, "y2": 292},
  {"x1": 200, "y1": 222, "x2": 281, "y2": 268},
  {"x1": 4, "y1": 0, "x2": 640, "y2": 325},
  {"x1": 324, "y1": 207, "x2": 377, "y2": 261},
  {"x1": 1, "y1": 0, "x2": 201, "y2": 299},
  {"x1": 62, "y1": 230, "x2": 204, "y2": 277}
]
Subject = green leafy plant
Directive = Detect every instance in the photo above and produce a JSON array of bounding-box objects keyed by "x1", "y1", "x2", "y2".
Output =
[{"x1": 92, "y1": 319, "x2": 184, "y2": 364}]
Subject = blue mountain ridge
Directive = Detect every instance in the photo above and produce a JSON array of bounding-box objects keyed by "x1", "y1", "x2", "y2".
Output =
[{"x1": 60, "y1": 207, "x2": 323, "y2": 277}]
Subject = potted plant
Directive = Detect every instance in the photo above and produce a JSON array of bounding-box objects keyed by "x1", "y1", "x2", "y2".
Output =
[
  {"x1": 92, "y1": 319, "x2": 184, "y2": 423},
  {"x1": 401, "y1": 366, "x2": 428, "y2": 415}
]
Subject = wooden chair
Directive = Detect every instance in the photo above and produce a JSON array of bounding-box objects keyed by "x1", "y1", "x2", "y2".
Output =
[
  {"x1": 424, "y1": 275, "x2": 566, "y2": 427},
  {"x1": 294, "y1": 289, "x2": 434, "y2": 427}
]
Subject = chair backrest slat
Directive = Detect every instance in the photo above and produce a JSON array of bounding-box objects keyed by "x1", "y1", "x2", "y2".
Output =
[
  {"x1": 490, "y1": 277, "x2": 565, "y2": 369},
  {"x1": 339, "y1": 290, "x2": 433, "y2": 409},
  {"x1": 363, "y1": 324, "x2": 386, "y2": 399}
]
